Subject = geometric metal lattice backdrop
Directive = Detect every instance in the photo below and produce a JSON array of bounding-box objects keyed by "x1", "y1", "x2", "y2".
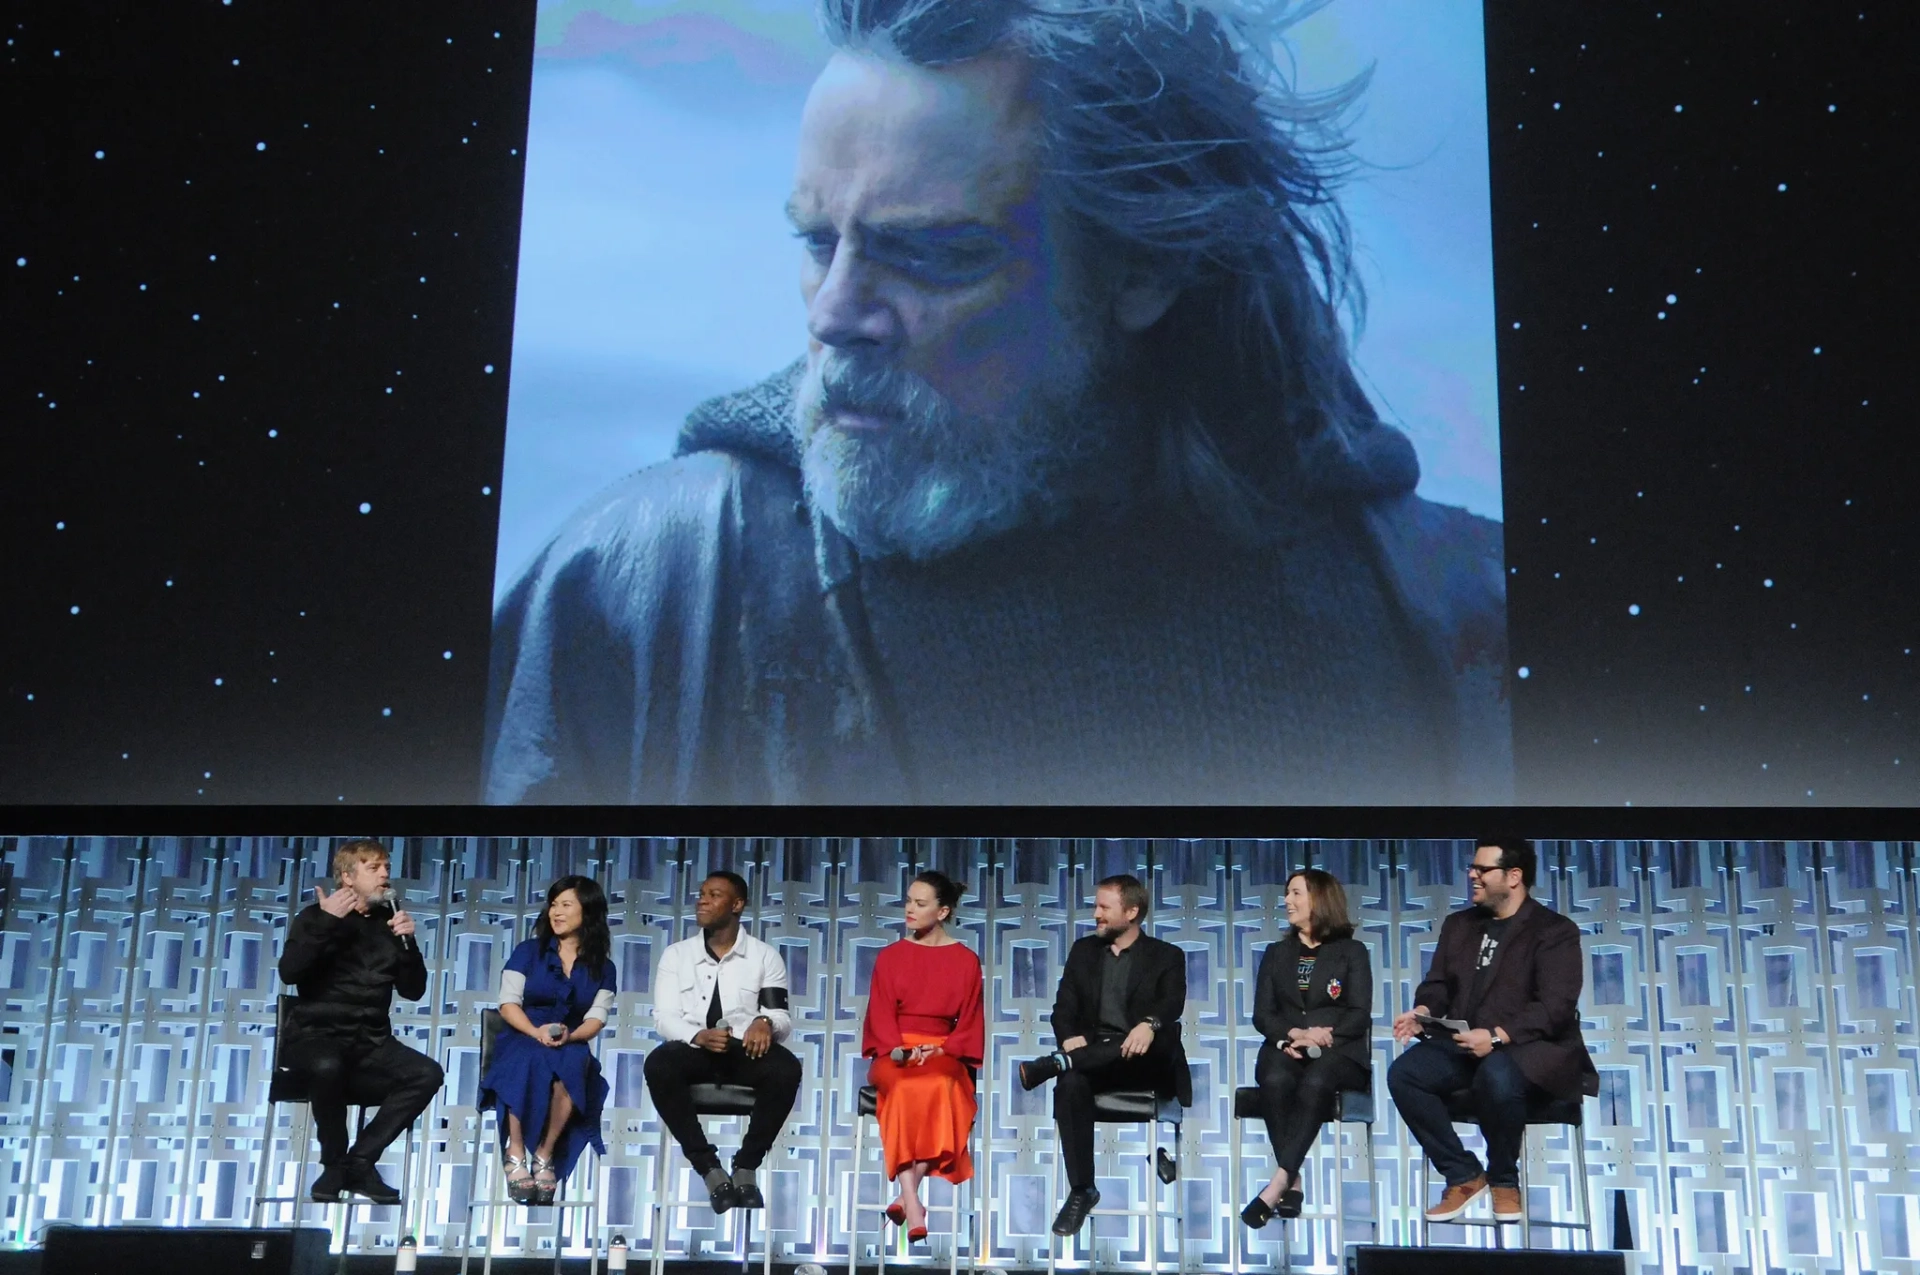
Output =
[{"x1": 1, "y1": 838, "x2": 1913, "y2": 1274}]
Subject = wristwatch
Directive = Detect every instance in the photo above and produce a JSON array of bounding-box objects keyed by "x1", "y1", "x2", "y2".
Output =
[
  {"x1": 1490, "y1": 1029, "x2": 1506, "y2": 1047},
  {"x1": 1142, "y1": 1016, "x2": 1163, "y2": 1031}
]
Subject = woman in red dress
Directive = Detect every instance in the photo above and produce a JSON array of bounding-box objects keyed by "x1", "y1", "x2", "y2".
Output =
[{"x1": 861, "y1": 870, "x2": 985, "y2": 1242}]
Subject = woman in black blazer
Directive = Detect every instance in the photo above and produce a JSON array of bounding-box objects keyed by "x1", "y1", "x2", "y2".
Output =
[{"x1": 1242, "y1": 869, "x2": 1373, "y2": 1228}]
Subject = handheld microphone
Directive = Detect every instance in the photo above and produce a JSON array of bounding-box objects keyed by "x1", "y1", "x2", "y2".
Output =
[
  {"x1": 373, "y1": 888, "x2": 417, "y2": 953},
  {"x1": 1305, "y1": 1045, "x2": 1322, "y2": 1059}
]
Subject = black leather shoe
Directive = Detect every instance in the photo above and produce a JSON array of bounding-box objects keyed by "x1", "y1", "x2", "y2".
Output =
[
  {"x1": 1240, "y1": 1196, "x2": 1274, "y2": 1229},
  {"x1": 731, "y1": 1170, "x2": 765, "y2": 1210},
  {"x1": 309, "y1": 1162, "x2": 347, "y2": 1204},
  {"x1": 703, "y1": 1169, "x2": 740, "y2": 1215},
  {"x1": 340, "y1": 1158, "x2": 401, "y2": 1205},
  {"x1": 1052, "y1": 1187, "x2": 1100, "y2": 1236},
  {"x1": 1275, "y1": 1187, "x2": 1304, "y2": 1219},
  {"x1": 1018, "y1": 1055, "x2": 1062, "y2": 1091}
]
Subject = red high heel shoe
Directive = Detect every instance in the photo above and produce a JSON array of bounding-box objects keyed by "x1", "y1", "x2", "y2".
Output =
[
  {"x1": 884, "y1": 1200, "x2": 907, "y2": 1226},
  {"x1": 907, "y1": 1225, "x2": 929, "y2": 1244}
]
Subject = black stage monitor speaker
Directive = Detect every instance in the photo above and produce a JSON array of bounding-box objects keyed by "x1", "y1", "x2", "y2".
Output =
[
  {"x1": 1353, "y1": 1247, "x2": 1625, "y2": 1275},
  {"x1": 44, "y1": 1225, "x2": 333, "y2": 1275}
]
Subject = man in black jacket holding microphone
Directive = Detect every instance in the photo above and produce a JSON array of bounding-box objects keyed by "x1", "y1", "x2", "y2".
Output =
[
  {"x1": 277, "y1": 838, "x2": 443, "y2": 1204},
  {"x1": 1015, "y1": 874, "x2": 1193, "y2": 1237}
]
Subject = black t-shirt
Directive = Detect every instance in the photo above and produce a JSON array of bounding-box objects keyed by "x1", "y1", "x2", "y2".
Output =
[
  {"x1": 705, "y1": 941, "x2": 725, "y2": 1028},
  {"x1": 1467, "y1": 914, "x2": 1513, "y2": 1016},
  {"x1": 1097, "y1": 942, "x2": 1137, "y2": 1037}
]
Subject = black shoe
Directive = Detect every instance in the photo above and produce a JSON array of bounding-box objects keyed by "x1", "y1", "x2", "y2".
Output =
[
  {"x1": 309, "y1": 1162, "x2": 347, "y2": 1204},
  {"x1": 1240, "y1": 1196, "x2": 1274, "y2": 1229},
  {"x1": 1019, "y1": 1055, "x2": 1062, "y2": 1091},
  {"x1": 340, "y1": 1157, "x2": 401, "y2": 1205},
  {"x1": 731, "y1": 1167, "x2": 764, "y2": 1210},
  {"x1": 1156, "y1": 1146, "x2": 1178, "y2": 1184},
  {"x1": 1276, "y1": 1187, "x2": 1304, "y2": 1219},
  {"x1": 1052, "y1": 1187, "x2": 1100, "y2": 1237},
  {"x1": 702, "y1": 1166, "x2": 740, "y2": 1215}
]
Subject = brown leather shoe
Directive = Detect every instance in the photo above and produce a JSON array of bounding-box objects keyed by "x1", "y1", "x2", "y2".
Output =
[
  {"x1": 1491, "y1": 1186, "x2": 1523, "y2": 1221},
  {"x1": 1425, "y1": 1174, "x2": 1489, "y2": 1221}
]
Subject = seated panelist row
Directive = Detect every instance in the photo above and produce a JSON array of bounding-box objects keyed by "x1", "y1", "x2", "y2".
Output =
[{"x1": 280, "y1": 841, "x2": 1593, "y2": 1240}]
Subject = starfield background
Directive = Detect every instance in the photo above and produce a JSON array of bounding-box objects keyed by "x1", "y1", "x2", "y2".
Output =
[{"x1": 0, "y1": 1, "x2": 1914, "y2": 810}]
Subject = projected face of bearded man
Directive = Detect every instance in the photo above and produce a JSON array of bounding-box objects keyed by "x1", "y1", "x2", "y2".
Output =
[{"x1": 787, "y1": 50, "x2": 1175, "y2": 562}]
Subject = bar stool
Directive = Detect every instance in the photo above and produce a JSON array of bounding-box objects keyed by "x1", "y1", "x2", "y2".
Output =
[
  {"x1": 648, "y1": 1083, "x2": 777, "y2": 1275},
  {"x1": 1047, "y1": 1090, "x2": 1186, "y2": 1275},
  {"x1": 1416, "y1": 1090, "x2": 1592, "y2": 1250},
  {"x1": 249, "y1": 994, "x2": 384, "y2": 1275},
  {"x1": 460, "y1": 1008, "x2": 604, "y2": 1275},
  {"x1": 847, "y1": 1083, "x2": 980, "y2": 1275},
  {"x1": 1228, "y1": 1085, "x2": 1375, "y2": 1271}
]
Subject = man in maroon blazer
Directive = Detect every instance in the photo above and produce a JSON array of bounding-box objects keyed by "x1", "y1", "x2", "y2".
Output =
[{"x1": 1388, "y1": 838, "x2": 1598, "y2": 1224}]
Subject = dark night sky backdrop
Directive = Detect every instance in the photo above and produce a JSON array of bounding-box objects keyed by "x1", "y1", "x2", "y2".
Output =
[{"x1": 0, "y1": 2, "x2": 1914, "y2": 815}]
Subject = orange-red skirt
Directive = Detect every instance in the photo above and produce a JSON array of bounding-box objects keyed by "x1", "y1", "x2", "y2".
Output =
[{"x1": 868, "y1": 1032, "x2": 977, "y2": 1183}]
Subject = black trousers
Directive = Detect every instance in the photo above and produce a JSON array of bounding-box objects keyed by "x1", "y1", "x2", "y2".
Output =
[
  {"x1": 643, "y1": 1040, "x2": 803, "y2": 1172},
  {"x1": 1252, "y1": 1043, "x2": 1369, "y2": 1179},
  {"x1": 287, "y1": 1035, "x2": 445, "y2": 1167},
  {"x1": 1054, "y1": 1036, "x2": 1179, "y2": 1190}
]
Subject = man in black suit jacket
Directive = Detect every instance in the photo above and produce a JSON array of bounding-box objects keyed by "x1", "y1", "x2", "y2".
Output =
[
  {"x1": 1016, "y1": 874, "x2": 1192, "y2": 1236},
  {"x1": 1387, "y1": 839, "x2": 1598, "y2": 1225}
]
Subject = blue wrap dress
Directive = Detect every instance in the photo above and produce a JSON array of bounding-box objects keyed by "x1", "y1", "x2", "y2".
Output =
[{"x1": 479, "y1": 938, "x2": 615, "y2": 1180}]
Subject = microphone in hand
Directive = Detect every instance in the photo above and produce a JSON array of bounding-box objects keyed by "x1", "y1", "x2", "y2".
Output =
[{"x1": 373, "y1": 888, "x2": 417, "y2": 953}]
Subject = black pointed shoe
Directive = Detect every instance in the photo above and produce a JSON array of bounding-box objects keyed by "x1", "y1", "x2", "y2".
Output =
[
  {"x1": 340, "y1": 1157, "x2": 401, "y2": 1205},
  {"x1": 1052, "y1": 1187, "x2": 1100, "y2": 1236},
  {"x1": 702, "y1": 1167, "x2": 740, "y2": 1215},
  {"x1": 1018, "y1": 1055, "x2": 1062, "y2": 1091},
  {"x1": 309, "y1": 1162, "x2": 347, "y2": 1204},
  {"x1": 1240, "y1": 1196, "x2": 1274, "y2": 1229},
  {"x1": 1276, "y1": 1187, "x2": 1304, "y2": 1219},
  {"x1": 731, "y1": 1168, "x2": 765, "y2": 1210}
]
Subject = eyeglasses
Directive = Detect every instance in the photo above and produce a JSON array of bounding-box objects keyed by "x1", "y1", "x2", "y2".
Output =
[{"x1": 1465, "y1": 863, "x2": 1511, "y2": 877}]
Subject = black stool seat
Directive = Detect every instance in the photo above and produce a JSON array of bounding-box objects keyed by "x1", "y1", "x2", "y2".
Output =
[
  {"x1": 689, "y1": 1083, "x2": 760, "y2": 1117},
  {"x1": 1232, "y1": 1085, "x2": 1373, "y2": 1124},
  {"x1": 1443, "y1": 1087, "x2": 1584, "y2": 1126},
  {"x1": 857, "y1": 1084, "x2": 878, "y2": 1118},
  {"x1": 1091, "y1": 1089, "x2": 1182, "y2": 1124}
]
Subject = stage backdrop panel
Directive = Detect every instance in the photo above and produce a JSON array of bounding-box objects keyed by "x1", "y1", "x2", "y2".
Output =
[{"x1": 0, "y1": 838, "x2": 1913, "y2": 1274}]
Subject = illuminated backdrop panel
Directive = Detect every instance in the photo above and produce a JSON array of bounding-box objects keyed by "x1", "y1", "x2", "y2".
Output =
[{"x1": 0, "y1": 837, "x2": 1912, "y2": 1272}]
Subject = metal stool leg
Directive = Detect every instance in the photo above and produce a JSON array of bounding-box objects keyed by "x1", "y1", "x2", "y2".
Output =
[
  {"x1": 1363, "y1": 1121, "x2": 1377, "y2": 1245},
  {"x1": 650, "y1": 1126, "x2": 674, "y2": 1275},
  {"x1": 1147, "y1": 1120, "x2": 1161, "y2": 1275},
  {"x1": 1167, "y1": 1121, "x2": 1182, "y2": 1275},
  {"x1": 850, "y1": 1106, "x2": 867, "y2": 1275},
  {"x1": 1417, "y1": 1155, "x2": 1427, "y2": 1249},
  {"x1": 1227, "y1": 1107, "x2": 1241, "y2": 1275},
  {"x1": 461, "y1": 1108, "x2": 490, "y2": 1274},
  {"x1": 1517, "y1": 1127, "x2": 1530, "y2": 1249},
  {"x1": 1575, "y1": 1124, "x2": 1593, "y2": 1252}
]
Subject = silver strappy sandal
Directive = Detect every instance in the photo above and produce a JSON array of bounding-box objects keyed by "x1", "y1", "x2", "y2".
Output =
[
  {"x1": 503, "y1": 1151, "x2": 535, "y2": 1204},
  {"x1": 529, "y1": 1152, "x2": 558, "y2": 1206}
]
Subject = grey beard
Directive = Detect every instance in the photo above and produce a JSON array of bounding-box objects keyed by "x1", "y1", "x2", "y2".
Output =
[{"x1": 791, "y1": 346, "x2": 1110, "y2": 562}]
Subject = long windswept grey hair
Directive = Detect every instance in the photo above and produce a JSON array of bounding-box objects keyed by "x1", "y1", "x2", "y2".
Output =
[{"x1": 817, "y1": 0, "x2": 1392, "y2": 536}]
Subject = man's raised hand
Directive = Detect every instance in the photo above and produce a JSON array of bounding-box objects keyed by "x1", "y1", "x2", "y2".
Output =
[{"x1": 315, "y1": 885, "x2": 358, "y2": 918}]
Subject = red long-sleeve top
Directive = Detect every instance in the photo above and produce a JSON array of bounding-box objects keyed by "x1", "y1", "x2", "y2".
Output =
[{"x1": 860, "y1": 940, "x2": 985, "y2": 1067}]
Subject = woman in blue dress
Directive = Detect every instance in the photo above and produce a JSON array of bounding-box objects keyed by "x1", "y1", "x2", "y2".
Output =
[{"x1": 481, "y1": 875, "x2": 616, "y2": 1204}]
